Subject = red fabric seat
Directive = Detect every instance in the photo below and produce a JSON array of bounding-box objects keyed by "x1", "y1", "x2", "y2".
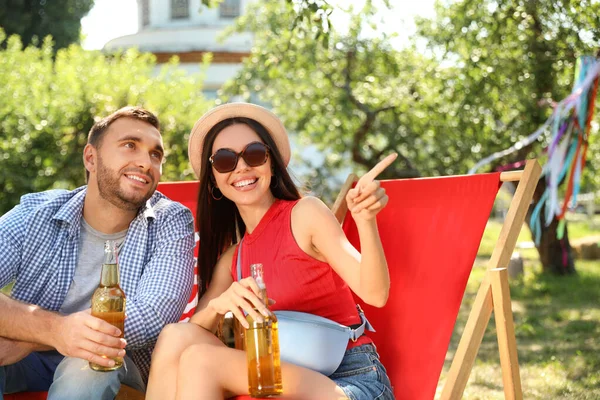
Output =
[
  {"x1": 341, "y1": 174, "x2": 500, "y2": 399},
  {"x1": 5, "y1": 394, "x2": 47, "y2": 400}
]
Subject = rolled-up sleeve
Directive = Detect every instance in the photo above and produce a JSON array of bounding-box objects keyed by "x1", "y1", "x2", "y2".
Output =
[{"x1": 124, "y1": 207, "x2": 195, "y2": 350}]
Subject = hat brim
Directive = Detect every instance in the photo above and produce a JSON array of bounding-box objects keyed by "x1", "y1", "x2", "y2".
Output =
[{"x1": 188, "y1": 103, "x2": 291, "y2": 178}]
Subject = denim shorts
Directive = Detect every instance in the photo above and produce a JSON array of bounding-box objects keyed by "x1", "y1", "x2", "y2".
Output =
[{"x1": 330, "y1": 343, "x2": 395, "y2": 400}]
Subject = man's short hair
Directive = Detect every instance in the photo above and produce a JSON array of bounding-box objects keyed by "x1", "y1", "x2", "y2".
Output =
[
  {"x1": 88, "y1": 106, "x2": 160, "y2": 147},
  {"x1": 85, "y1": 106, "x2": 160, "y2": 181}
]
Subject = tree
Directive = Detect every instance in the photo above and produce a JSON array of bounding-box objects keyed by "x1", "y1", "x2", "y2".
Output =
[
  {"x1": 203, "y1": 0, "x2": 335, "y2": 41},
  {"x1": 0, "y1": 0, "x2": 94, "y2": 50},
  {"x1": 0, "y1": 29, "x2": 212, "y2": 215},
  {"x1": 222, "y1": 0, "x2": 600, "y2": 274},
  {"x1": 220, "y1": 0, "x2": 475, "y2": 196},
  {"x1": 415, "y1": 0, "x2": 600, "y2": 274}
]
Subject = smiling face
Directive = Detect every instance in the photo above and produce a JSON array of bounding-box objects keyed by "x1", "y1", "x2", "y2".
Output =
[
  {"x1": 87, "y1": 117, "x2": 164, "y2": 211},
  {"x1": 210, "y1": 123, "x2": 274, "y2": 207}
]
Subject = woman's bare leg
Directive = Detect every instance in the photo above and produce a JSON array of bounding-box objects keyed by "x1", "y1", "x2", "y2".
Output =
[
  {"x1": 176, "y1": 330, "x2": 348, "y2": 400},
  {"x1": 146, "y1": 323, "x2": 212, "y2": 400}
]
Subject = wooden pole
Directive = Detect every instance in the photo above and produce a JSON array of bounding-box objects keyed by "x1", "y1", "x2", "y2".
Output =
[
  {"x1": 331, "y1": 173, "x2": 358, "y2": 224},
  {"x1": 441, "y1": 160, "x2": 541, "y2": 399},
  {"x1": 490, "y1": 268, "x2": 523, "y2": 400}
]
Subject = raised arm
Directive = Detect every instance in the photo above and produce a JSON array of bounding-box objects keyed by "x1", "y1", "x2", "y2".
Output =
[{"x1": 293, "y1": 154, "x2": 397, "y2": 307}]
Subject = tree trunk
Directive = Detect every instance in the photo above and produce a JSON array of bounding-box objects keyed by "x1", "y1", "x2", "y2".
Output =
[{"x1": 525, "y1": 178, "x2": 576, "y2": 274}]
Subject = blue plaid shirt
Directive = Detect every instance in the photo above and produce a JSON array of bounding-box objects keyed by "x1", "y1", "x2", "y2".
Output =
[{"x1": 0, "y1": 186, "x2": 196, "y2": 382}]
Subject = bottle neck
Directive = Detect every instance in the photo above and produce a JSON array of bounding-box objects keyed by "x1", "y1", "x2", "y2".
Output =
[
  {"x1": 99, "y1": 263, "x2": 120, "y2": 287},
  {"x1": 251, "y1": 264, "x2": 269, "y2": 308},
  {"x1": 259, "y1": 287, "x2": 269, "y2": 308}
]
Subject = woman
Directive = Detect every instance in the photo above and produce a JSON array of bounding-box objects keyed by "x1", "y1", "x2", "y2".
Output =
[{"x1": 146, "y1": 103, "x2": 395, "y2": 399}]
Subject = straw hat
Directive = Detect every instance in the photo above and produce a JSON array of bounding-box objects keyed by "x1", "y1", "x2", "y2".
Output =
[{"x1": 188, "y1": 103, "x2": 291, "y2": 178}]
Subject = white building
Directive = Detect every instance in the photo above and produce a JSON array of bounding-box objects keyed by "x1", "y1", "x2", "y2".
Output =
[{"x1": 104, "y1": 0, "x2": 252, "y2": 98}]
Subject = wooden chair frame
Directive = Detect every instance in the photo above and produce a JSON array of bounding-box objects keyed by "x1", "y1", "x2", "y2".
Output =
[{"x1": 331, "y1": 160, "x2": 541, "y2": 400}]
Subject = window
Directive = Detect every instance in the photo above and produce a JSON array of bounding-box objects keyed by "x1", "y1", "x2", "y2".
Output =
[
  {"x1": 141, "y1": 0, "x2": 150, "y2": 27},
  {"x1": 219, "y1": 0, "x2": 241, "y2": 18},
  {"x1": 171, "y1": 0, "x2": 189, "y2": 19}
]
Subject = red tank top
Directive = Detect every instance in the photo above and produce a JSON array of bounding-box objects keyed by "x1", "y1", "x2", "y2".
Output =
[{"x1": 231, "y1": 199, "x2": 371, "y2": 348}]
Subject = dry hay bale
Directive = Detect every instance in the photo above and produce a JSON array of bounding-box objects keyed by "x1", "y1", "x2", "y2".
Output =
[{"x1": 571, "y1": 236, "x2": 600, "y2": 260}]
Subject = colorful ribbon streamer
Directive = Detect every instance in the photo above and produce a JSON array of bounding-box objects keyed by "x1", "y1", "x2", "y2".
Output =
[{"x1": 471, "y1": 56, "x2": 600, "y2": 266}]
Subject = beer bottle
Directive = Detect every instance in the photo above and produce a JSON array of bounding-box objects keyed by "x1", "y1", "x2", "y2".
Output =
[
  {"x1": 245, "y1": 263, "x2": 283, "y2": 397},
  {"x1": 90, "y1": 240, "x2": 126, "y2": 371},
  {"x1": 233, "y1": 316, "x2": 246, "y2": 351}
]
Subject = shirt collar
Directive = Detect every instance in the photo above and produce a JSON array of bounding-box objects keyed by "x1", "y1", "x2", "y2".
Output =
[
  {"x1": 52, "y1": 186, "x2": 86, "y2": 226},
  {"x1": 141, "y1": 199, "x2": 156, "y2": 220},
  {"x1": 53, "y1": 186, "x2": 157, "y2": 233}
]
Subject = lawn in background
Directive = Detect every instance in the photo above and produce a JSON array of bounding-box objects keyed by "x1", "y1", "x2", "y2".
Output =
[
  {"x1": 1, "y1": 281, "x2": 12, "y2": 295},
  {"x1": 436, "y1": 214, "x2": 600, "y2": 399}
]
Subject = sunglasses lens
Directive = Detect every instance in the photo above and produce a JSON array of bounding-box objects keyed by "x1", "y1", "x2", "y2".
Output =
[
  {"x1": 211, "y1": 142, "x2": 268, "y2": 173},
  {"x1": 212, "y1": 150, "x2": 238, "y2": 173},
  {"x1": 243, "y1": 142, "x2": 268, "y2": 167}
]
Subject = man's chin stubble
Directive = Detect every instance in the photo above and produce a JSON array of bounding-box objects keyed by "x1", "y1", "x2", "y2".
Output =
[{"x1": 100, "y1": 189, "x2": 147, "y2": 211}]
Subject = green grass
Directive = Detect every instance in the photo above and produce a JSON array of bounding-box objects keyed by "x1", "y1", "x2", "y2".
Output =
[
  {"x1": 1, "y1": 281, "x2": 12, "y2": 295},
  {"x1": 477, "y1": 219, "x2": 533, "y2": 258},
  {"x1": 437, "y1": 218, "x2": 600, "y2": 399},
  {"x1": 477, "y1": 214, "x2": 600, "y2": 259}
]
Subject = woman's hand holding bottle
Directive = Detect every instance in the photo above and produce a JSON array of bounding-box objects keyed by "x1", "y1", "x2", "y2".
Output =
[{"x1": 207, "y1": 277, "x2": 270, "y2": 328}]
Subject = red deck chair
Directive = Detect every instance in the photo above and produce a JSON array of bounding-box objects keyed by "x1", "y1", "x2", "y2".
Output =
[
  {"x1": 329, "y1": 159, "x2": 540, "y2": 400},
  {"x1": 11, "y1": 160, "x2": 540, "y2": 400}
]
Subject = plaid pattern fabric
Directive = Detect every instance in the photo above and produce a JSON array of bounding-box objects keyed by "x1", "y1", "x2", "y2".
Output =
[{"x1": 0, "y1": 186, "x2": 196, "y2": 382}]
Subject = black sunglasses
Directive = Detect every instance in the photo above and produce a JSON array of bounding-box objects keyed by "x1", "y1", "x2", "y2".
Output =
[{"x1": 209, "y1": 141, "x2": 270, "y2": 173}]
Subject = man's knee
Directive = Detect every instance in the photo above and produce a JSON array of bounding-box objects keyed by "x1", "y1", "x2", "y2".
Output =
[{"x1": 48, "y1": 357, "x2": 123, "y2": 400}]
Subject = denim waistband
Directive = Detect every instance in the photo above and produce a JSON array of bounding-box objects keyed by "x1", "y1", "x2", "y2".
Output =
[{"x1": 344, "y1": 343, "x2": 378, "y2": 356}]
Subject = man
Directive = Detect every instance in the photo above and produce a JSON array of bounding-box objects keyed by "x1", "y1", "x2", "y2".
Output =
[{"x1": 0, "y1": 107, "x2": 195, "y2": 399}]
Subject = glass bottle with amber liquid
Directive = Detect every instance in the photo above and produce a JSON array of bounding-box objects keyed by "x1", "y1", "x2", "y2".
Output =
[
  {"x1": 245, "y1": 263, "x2": 283, "y2": 397},
  {"x1": 233, "y1": 316, "x2": 246, "y2": 351},
  {"x1": 90, "y1": 240, "x2": 126, "y2": 371}
]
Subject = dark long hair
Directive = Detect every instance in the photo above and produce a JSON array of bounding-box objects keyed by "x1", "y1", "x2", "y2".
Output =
[{"x1": 196, "y1": 117, "x2": 301, "y2": 297}]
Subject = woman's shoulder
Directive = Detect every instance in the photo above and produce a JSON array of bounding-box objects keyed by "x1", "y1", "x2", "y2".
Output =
[
  {"x1": 292, "y1": 196, "x2": 335, "y2": 222},
  {"x1": 294, "y1": 195, "x2": 329, "y2": 212}
]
